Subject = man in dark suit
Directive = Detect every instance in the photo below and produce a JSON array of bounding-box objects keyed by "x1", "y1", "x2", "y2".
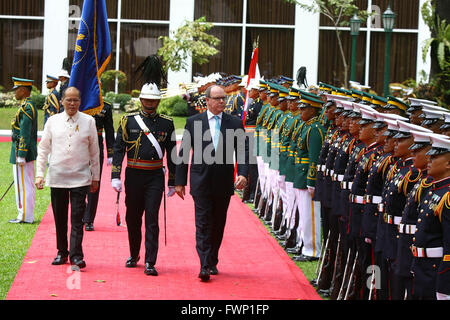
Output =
[{"x1": 175, "y1": 85, "x2": 249, "y2": 282}]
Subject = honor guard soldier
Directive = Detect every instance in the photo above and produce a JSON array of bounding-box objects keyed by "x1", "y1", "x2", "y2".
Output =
[
  {"x1": 314, "y1": 91, "x2": 349, "y2": 294},
  {"x1": 370, "y1": 95, "x2": 388, "y2": 113},
  {"x1": 243, "y1": 79, "x2": 263, "y2": 203},
  {"x1": 377, "y1": 121, "x2": 432, "y2": 300},
  {"x1": 275, "y1": 87, "x2": 302, "y2": 239},
  {"x1": 420, "y1": 106, "x2": 448, "y2": 134},
  {"x1": 335, "y1": 102, "x2": 365, "y2": 299},
  {"x1": 345, "y1": 106, "x2": 383, "y2": 300},
  {"x1": 394, "y1": 130, "x2": 436, "y2": 299},
  {"x1": 83, "y1": 101, "x2": 115, "y2": 231},
  {"x1": 330, "y1": 100, "x2": 362, "y2": 298},
  {"x1": 284, "y1": 95, "x2": 308, "y2": 252},
  {"x1": 411, "y1": 134, "x2": 450, "y2": 300},
  {"x1": 267, "y1": 86, "x2": 290, "y2": 230},
  {"x1": 441, "y1": 112, "x2": 450, "y2": 137},
  {"x1": 192, "y1": 77, "x2": 209, "y2": 114},
  {"x1": 8, "y1": 77, "x2": 37, "y2": 224},
  {"x1": 406, "y1": 98, "x2": 436, "y2": 126},
  {"x1": 112, "y1": 64, "x2": 177, "y2": 276},
  {"x1": 292, "y1": 94, "x2": 326, "y2": 262},
  {"x1": 42, "y1": 75, "x2": 61, "y2": 126},
  {"x1": 224, "y1": 76, "x2": 244, "y2": 115},
  {"x1": 261, "y1": 84, "x2": 284, "y2": 223},
  {"x1": 325, "y1": 100, "x2": 356, "y2": 299},
  {"x1": 58, "y1": 69, "x2": 70, "y2": 108},
  {"x1": 360, "y1": 113, "x2": 403, "y2": 299},
  {"x1": 253, "y1": 81, "x2": 270, "y2": 207},
  {"x1": 258, "y1": 83, "x2": 281, "y2": 220},
  {"x1": 383, "y1": 95, "x2": 408, "y2": 117}
]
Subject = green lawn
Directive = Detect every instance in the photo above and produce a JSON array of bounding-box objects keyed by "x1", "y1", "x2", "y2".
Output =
[{"x1": 0, "y1": 107, "x2": 187, "y2": 132}]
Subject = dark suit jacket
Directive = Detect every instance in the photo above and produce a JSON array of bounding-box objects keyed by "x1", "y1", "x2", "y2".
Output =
[{"x1": 175, "y1": 111, "x2": 249, "y2": 197}]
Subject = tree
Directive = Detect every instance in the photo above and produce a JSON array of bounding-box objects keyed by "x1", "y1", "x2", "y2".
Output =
[
  {"x1": 418, "y1": 0, "x2": 450, "y2": 107},
  {"x1": 157, "y1": 16, "x2": 221, "y2": 73},
  {"x1": 421, "y1": 0, "x2": 450, "y2": 79},
  {"x1": 284, "y1": 0, "x2": 370, "y2": 88}
]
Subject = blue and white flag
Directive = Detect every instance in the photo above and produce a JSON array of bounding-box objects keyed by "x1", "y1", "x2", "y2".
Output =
[{"x1": 69, "y1": 0, "x2": 111, "y2": 115}]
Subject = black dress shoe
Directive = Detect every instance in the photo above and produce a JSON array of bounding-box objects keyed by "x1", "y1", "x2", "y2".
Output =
[
  {"x1": 85, "y1": 222, "x2": 94, "y2": 231},
  {"x1": 71, "y1": 258, "x2": 86, "y2": 270},
  {"x1": 209, "y1": 266, "x2": 219, "y2": 275},
  {"x1": 52, "y1": 254, "x2": 68, "y2": 265},
  {"x1": 144, "y1": 263, "x2": 158, "y2": 276},
  {"x1": 293, "y1": 254, "x2": 319, "y2": 262},
  {"x1": 125, "y1": 256, "x2": 140, "y2": 268},
  {"x1": 9, "y1": 219, "x2": 33, "y2": 224},
  {"x1": 286, "y1": 247, "x2": 302, "y2": 255},
  {"x1": 198, "y1": 268, "x2": 210, "y2": 282}
]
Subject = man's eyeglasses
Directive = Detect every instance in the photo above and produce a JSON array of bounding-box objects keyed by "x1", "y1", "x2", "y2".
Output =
[
  {"x1": 209, "y1": 96, "x2": 226, "y2": 101},
  {"x1": 64, "y1": 98, "x2": 81, "y2": 103}
]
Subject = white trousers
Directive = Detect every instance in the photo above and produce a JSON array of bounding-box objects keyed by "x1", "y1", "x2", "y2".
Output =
[
  {"x1": 256, "y1": 156, "x2": 266, "y2": 196},
  {"x1": 294, "y1": 188, "x2": 322, "y2": 258},
  {"x1": 284, "y1": 181, "x2": 296, "y2": 229},
  {"x1": 13, "y1": 162, "x2": 35, "y2": 223},
  {"x1": 270, "y1": 171, "x2": 285, "y2": 225}
]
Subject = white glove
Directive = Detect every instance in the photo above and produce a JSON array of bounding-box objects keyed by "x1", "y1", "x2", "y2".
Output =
[
  {"x1": 307, "y1": 186, "x2": 315, "y2": 196},
  {"x1": 111, "y1": 178, "x2": 122, "y2": 192},
  {"x1": 167, "y1": 186, "x2": 176, "y2": 197},
  {"x1": 365, "y1": 238, "x2": 372, "y2": 244},
  {"x1": 17, "y1": 157, "x2": 26, "y2": 166},
  {"x1": 107, "y1": 157, "x2": 113, "y2": 166}
]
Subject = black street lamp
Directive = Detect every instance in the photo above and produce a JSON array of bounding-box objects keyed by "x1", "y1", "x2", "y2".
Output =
[
  {"x1": 350, "y1": 13, "x2": 361, "y2": 82},
  {"x1": 382, "y1": 3, "x2": 396, "y2": 96}
]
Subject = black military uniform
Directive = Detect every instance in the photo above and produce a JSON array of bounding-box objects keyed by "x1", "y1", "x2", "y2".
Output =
[
  {"x1": 337, "y1": 111, "x2": 365, "y2": 300},
  {"x1": 396, "y1": 175, "x2": 432, "y2": 299},
  {"x1": 83, "y1": 102, "x2": 115, "y2": 230},
  {"x1": 328, "y1": 115, "x2": 354, "y2": 299},
  {"x1": 315, "y1": 101, "x2": 341, "y2": 293},
  {"x1": 411, "y1": 176, "x2": 450, "y2": 299},
  {"x1": 112, "y1": 109, "x2": 176, "y2": 272},
  {"x1": 411, "y1": 136, "x2": 450, "y2": 300},
  {"x1": 244, "y1": 97, "x2": 263, "y2": 201}
]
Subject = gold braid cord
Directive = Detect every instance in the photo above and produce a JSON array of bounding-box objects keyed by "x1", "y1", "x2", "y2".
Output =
[{"x1": 435, "y1": 192, "x2": 450, "y2": 221}]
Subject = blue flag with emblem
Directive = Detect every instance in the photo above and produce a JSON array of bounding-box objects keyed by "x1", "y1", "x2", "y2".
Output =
[{"x1": 69, "y1": 0, "x2": 111, "y2": 115}]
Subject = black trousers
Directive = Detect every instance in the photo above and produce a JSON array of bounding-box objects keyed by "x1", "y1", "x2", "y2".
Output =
[
  {"x1": 248, "y1": 164, "x2": 258, "y2": 198},
  {"x1": 51, "y1": 186, "x2": 89, "y2": 262},
  {"x1": 83, "y1": 148, "x2": 104, "y2": 224},
  {"x1": 192, "y1": 194, "x2": 231, "y2": 270},
  {"x1": 124, "y1": 168, "x2": 164, "y2": 266}
]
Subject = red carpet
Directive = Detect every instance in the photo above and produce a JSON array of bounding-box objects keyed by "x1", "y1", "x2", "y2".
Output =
[{"x1": 6, "y1": 152, "x2": 320, "y2": 300}]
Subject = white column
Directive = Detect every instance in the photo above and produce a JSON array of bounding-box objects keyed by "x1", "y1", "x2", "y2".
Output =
[
  {"x1": 167, "y1": 0, "x2": 195, "y2": 89},
  {"x1": 417, "y1": 0, "x2": 431, "y2": 82},
  {"x1": 293, "y1": 2, "x2": 320, "y2": 87},
  {"x1": 42, "y1": 0, "x2": 69, "y2": 93}
]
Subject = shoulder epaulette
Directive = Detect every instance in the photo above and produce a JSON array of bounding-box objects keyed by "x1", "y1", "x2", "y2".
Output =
[
  {"x1": 127, "y1": 111, "x2": 140, "y2": 117},
  {"x1": 435, "y1": 191, "x2": 450, "y2": 221},
  {"x1": 415, "y1": 177, "x2": 434, "y2": 203},
  {"x1": 398, "y1": 167, "x2": 422, "y2": 195},
  {"x1": 159, "y1": 114, "x2": 173, "y2": 121}
]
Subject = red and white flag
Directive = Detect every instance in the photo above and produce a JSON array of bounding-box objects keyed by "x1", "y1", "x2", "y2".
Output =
[{"x1": 242, "y1": 46, "x2": 260, "y2": 126}]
